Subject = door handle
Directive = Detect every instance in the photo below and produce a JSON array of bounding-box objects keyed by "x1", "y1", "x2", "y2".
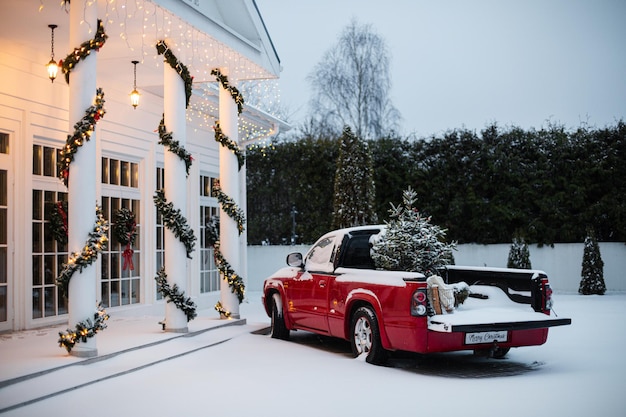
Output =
[{"x1": 319, "y1": 280, "x2": 326, "y2": 288}]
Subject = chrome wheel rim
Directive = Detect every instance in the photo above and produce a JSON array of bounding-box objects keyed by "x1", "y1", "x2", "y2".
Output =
[{"x1": 353, "y1": 316, "x2": 372, "y2": 354}]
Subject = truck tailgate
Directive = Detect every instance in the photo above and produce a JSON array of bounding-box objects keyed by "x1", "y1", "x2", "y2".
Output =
[{"x1": 427, "y1": 285, "x2": 571, "y2": 333}]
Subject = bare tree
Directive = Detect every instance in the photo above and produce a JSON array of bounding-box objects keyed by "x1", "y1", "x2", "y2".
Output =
[{"x1": 307, "y1": 19, "x2": 401, "y2": 140}]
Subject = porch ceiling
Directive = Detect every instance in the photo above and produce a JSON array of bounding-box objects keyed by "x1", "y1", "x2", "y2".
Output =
[{"x1": 0, "y1": 0, "x2": 286, "y2": 138}]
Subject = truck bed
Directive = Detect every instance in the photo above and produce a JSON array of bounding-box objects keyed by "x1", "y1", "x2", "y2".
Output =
[{"x1": 428, "y1": 285, "x2": 572, "y2": 333}]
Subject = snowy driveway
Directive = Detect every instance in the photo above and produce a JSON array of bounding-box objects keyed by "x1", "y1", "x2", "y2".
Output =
[{"x1": 1, "y1": 292, "x2": 624, "y2": 417}]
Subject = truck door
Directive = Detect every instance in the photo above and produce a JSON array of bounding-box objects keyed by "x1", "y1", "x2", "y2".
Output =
[{"x1": 289, "y1": 235, "x2": 335, "y2": 333}]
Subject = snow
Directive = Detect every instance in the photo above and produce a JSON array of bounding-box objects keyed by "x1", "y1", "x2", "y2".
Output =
[{"x1": 1, "y1": 291, "x2": 625, "y2": 417}]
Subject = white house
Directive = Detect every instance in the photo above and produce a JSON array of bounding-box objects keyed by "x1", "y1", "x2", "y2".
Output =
[{"x1": 0, "y1": 0, "x2": 285, "y2": 356}]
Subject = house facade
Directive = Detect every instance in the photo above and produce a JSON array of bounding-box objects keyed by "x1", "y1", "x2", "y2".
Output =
[{"x1": 0, "y1": 0, "x2": 283, "y2": 355}]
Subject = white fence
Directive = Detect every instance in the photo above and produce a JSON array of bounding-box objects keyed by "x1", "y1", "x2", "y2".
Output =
[{"x1": 246, "y1": 242, "x2": 626, "y2": 293}]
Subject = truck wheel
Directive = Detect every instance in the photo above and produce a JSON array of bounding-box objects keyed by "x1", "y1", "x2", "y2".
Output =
[
  {"x1": 492, "y1": 347, "x2": 510, "y2": 359},
  {"x1": 270, "y1": 293, "x2": 289, "y2": 340},
  {"x1": 350, "y1": 306, "x2": 387, "y2": 365}
]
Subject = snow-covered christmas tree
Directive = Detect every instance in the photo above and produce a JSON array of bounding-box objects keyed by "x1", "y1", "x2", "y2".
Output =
[
  {"x1": 332, "y1": 125, "x2": 377, "y2": 229},
  {"x1": 578, "y1": 229, "x2": 606, "y2": 295},
  {"x1": 371, "y1": 187, "x2": 456, "y2": 276},
  {"x1": 507, "y1": 236, "x2": 531, "y2": 269}
]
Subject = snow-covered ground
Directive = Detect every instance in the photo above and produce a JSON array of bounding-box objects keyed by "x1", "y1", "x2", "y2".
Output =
[{"x1": 1, "y1": 291, "x2": 624, "y2": 417}]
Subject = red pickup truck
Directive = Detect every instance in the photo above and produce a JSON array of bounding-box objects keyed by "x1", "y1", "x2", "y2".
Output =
[{"x1": 262, "y1": 225, "x2": 571, "y2": 364}]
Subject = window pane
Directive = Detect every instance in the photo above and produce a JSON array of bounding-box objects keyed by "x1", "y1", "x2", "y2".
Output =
[
  {"x1": 131, "y1": 163, "x2": 138, "y2": 188},
  {"x1": 0, "y1": 170, "x2": 6, "y2": 205},
  {"x1": 102, "y1": 157, "x2": 109, "y2": 184},
  {"x1": 32, "y1": 190, "x2": 42, "y2": 220},
  {"x1": 44, "y1": 255, "x2": 55, "y2": 285},
  {"x1": 32, "y1": 288, "x2": 43, "y2": 319},
  {"x1": 0, "y1": 247, "x2": 6, "y2": 284},
  {"x1": 33, "y1": 145, "x2": 42, "y2": 175},
  {"x1": 110, "y1": 159, "x2": 119, "y2": 185},
  {"x1": 32, "y1": 255, "x2": 42, "y2": 285},
  {"x1": 131, "y1": 279, "x2": 140, "y2": 304},
  {"x1": 44, "y1": 287, "x2": 56, "y2": 317},
  {"x1": 43, "y1": 147, "x2": 55, "y2": 177},
  {"x1": 0, "y1": 287, "x2": 6, "y2": 322},
  {"x1": 121, "y1": 279, "x2": 129, "y2": 305},
  {"x1": 0, "y1": 133, "x2": 8, "y2": 154},
  {"x1": 0, "y1": 209, "x2": 5, "y2": 245},
  {"x1": 102, "y1": 281, "x2": 110, "y2": 308},
  {"x1": 121, "y1": 161, "x2": 129, "y2": 186},
  {"x1": 32, "y1": 223, "x2": 42, "y2": 253}
]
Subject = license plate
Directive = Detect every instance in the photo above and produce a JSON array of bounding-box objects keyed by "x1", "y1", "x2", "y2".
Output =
[{"x1": 465, "y1": 330, "x2": 508, "y2": 345}]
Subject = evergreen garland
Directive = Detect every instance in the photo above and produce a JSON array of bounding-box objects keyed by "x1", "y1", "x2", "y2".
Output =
[
  {"x1": 153, "y1": 189, "x2": 196, "y2": 258},
  {"x1": 56, "y1": 206, "x2": 109, "y2": 297},
  {"x1": 213, "y1": 121, "x2": 245, "y2": 170},
  {"x1": 156, "y1": 40, "x2": 193, "y2": 108},
  {"x1": 58, "y1": 303, "x2": 109, "y2": 353},
  {"x1": 60, "y1": 19, "x2": 108, "y2": 84},
  {"x1": 204, "y1": 217, "x2": 245, "y2": 309},
  {"x1": 155, "y1": 267, "x2": 197, "y2": 322},
  {"x1": 211, "y1": 68, "x2": 244, "y2": 115},
  {"x1": 157, "y1": 115, "x2": 193, "y2": 176},
  {"x1": 211, "y1": 69, "x2": 246, "y2": 317},
  {"x1": 213, "y1": 181, "x2": 246, "y2": 235},
  {"x1": 58, "y1": 88, "x2": 106, "y2": 187},
  {"x1": 214, "y1": 301, "x2": 231, "y2": 319},
  {"x1": 50, "y1": 201, "x2": 69, "y2": 245},
  {"x1": 213, "y1": 241, "x2": 245, "y2": 303}
]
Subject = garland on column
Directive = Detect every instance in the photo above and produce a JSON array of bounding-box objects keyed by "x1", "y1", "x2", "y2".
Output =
[
  {"x1": 211, "y1": 68, "x2": 244, "y2": 115},
  {"x1": 213, "y1": 181, "x2": 246, "y2": 234},
  {"x1": 58, "y1": 88, "x2": 106, "y2": 187},
  {"x1": 112, "y1": 208, "x2": 137, "y2": 271},
  {"x1": 153, "y1": 189, "x2": 196, "y2": 259},
  {"x1": 213, "y1": 121, "x2": 245, "y2": 170},
  {"x1": 211, "y1": 69, "x2": 247, "y2": 317},
  {"x1": 58, "y1": 303, "x2": 109, "y2": 353},
  {"x1": 56, "y1": 206, "x2": 109, "y2": 297},
  {"x1": 156, "y1": 40, "x2": 193, "y2": 108},
  {"x1": 60, "y1": 19, "x2": 108, "y2": 84},
  {"x1": 157, "y1": 115, "x2": 193, "y2": 176},
  {"x1": 155, "y1": 267, "x2": 197, "y2": 322},
  {"x1": 204, "y1": 217, "x2": 245, "y2": 311}
]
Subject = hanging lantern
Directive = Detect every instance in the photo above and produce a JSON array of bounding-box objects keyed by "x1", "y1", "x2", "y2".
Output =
[
  {"x1": 47, "y1": 24, "x2": 59, "y2": 82},
  {"x1": 130, "y1": 60, "x2": 140, "y2": 109}
]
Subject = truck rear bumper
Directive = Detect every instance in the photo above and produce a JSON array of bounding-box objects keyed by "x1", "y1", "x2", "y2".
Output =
[{"x1": 429, "y1": 317, "x2": 571, "y2": 333}]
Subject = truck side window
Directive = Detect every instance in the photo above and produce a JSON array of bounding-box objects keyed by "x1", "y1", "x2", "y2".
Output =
[
  {"x1": 341, "y1": 235, "x2": 375, "y2": 269},
  {"x1": 305, "y1": 236, "x2": 336, "y2": 273}
]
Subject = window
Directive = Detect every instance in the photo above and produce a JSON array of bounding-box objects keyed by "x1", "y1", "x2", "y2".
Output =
[
  {"x1": 155, "y1": 166, "x2": 165, "y2": 300},
  {"x1": 199, "y1": 175, "x2": 220, "y2": 293},
  {"x1": 101, "y1": 157, "x2": 141, "y2": 308},
  {"x1": 31, "y1": 186, "x2": 69, "y2": 319},
  {"x1": 0, "y1": 169, "x2": 7, "y2": 322},
  {"x1": 33, "y1": 144, "x2": 62, "y2": 177}
]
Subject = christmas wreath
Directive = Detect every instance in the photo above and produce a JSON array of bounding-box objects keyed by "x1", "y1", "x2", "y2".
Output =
[
  {"x1": 113, "y1": 208, "x2": 137, "y2": 271},
  {"x1": 50, "y1": 201, "x2": 69, "y2": 245}
]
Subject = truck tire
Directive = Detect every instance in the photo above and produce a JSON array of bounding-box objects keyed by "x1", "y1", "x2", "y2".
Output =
[
  {"x1": 270, "y1": 293, "x2": 289, "y2": 340},
  {"x1": 350, "y1": 306, "x2": 387, "y2": 365}
]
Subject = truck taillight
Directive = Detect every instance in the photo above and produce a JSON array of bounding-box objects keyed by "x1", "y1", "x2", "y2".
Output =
[
  {"x1": 543, "y1": 279, "x2": 553, "y2": 312},
  {"x1": 411, "y1": 289, "x2": 428, "y2": 316}
]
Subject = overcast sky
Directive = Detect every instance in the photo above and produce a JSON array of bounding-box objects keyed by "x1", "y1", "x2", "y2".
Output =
[{"x1": 255, "y1": 0, "x2": 626, "y2": 138}]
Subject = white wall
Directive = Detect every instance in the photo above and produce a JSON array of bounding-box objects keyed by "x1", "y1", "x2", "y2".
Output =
[{"x1": 247, "y1": 243, "x2": 626, "y2": 293}]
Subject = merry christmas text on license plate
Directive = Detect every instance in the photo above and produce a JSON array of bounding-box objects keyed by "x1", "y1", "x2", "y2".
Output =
[{"x1": 465, "y1": 331, "x2": 508, "y2": 345}]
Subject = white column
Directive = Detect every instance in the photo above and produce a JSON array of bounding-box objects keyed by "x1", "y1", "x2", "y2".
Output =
[
  {"x1": 163, "y1": 48, "x2": 188, "y2": 332},
  {"x1": 218, "y1": 70, "x2": 241, "y2": 319},
  {"x1": 67, "y1": 2, "x2": 98, "y2": 357}
]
